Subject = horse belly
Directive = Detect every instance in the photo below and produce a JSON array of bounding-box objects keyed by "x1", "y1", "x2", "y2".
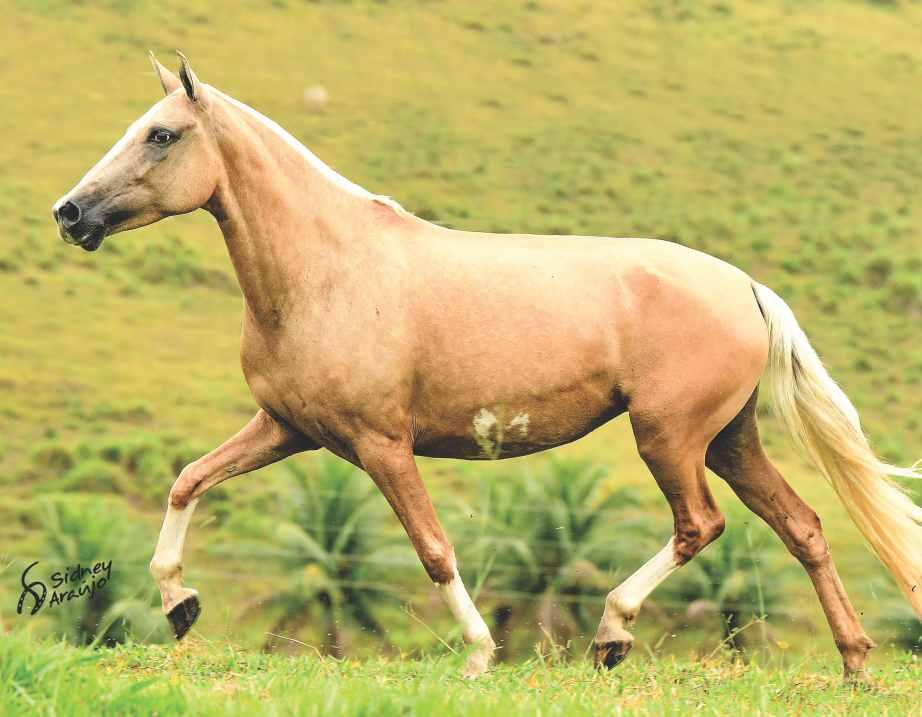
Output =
[{"x1": 411, "y1": 370, "x2": 627, "y2": 460}]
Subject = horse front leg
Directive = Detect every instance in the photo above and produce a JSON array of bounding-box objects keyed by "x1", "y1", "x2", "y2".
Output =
[
  {"x1": 149, "y1": 409, "x2": 316, "y2": 640},
  {"x1": 355, "y1": 434, "x2": 496, "y2": 677}
]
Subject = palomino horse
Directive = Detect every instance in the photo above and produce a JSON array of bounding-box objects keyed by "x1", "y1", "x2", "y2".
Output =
[{"x1": 53, "y1": 53, "x2": 920, "y2": 679}]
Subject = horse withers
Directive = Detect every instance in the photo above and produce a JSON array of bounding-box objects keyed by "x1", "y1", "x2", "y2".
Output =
[{"x1": 53, "y1": 53, "x2": 921, "y2": 679}]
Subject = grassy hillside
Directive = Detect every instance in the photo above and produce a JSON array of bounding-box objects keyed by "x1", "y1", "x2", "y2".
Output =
[{"x1": 1, "y1": 0, "x2": 920, "y2": 674}]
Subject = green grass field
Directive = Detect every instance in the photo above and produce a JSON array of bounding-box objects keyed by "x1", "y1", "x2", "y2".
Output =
[
  {"x1": 3, "y1": 634, "x2": 920, "y2": 716},
  {"x1": 1, "y1": 0, "x2": 920, "y2": 714}
]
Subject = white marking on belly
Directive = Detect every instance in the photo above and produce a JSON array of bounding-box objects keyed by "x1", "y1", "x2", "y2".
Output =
[
  {"x1": 473, "y1": 408, "x2": 499, "y2": 458},
  {"x1": 472, "y1": 408, "x2": 530, "y2": 458},
  {"x1": 508, "y1": 412, "x2": 529, "y2": 437}
]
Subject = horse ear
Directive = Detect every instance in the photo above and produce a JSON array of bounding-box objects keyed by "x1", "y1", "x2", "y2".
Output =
[
  {"x1": 176, "y1": 50, "x2": 201, "y2": 103},
  {"x1": 149, "y1": 51, "x2": 180, "y2": 95}
]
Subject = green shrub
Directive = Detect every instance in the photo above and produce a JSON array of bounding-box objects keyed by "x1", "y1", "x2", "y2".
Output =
[
  {"x1": 22, "y1": 433, "x2": 208, "y2": 507},
  {"x1": 28, "y1": 442, "x2": 76, "y2": 475},
  {"x1": 886, "y1": 275, "x2": 921, "y2": 313},
  {"x1": 121, "y1": 237, "x2": 234, "y2": 292},
  {"x1": 55, "y1": 459, "x2": 123, "y2": 494},
  {"x1": 864, "y1": 254, "x2": 894, "y2": 287}
]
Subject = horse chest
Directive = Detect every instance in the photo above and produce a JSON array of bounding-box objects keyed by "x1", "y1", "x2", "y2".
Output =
[
  {"x1": 240, "y1": 328, "x2": 320, "y2": 410},
  {"x1": 240, "y1": 335, "x2": 380, "y2": 453},
  {"x1": 242, "y1": 351, "x2": 325, "y2": 410}
]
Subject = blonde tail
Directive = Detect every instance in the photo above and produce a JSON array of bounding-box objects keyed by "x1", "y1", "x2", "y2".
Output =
[{"x1": 752, "y1": 282, "x2": 922, "y2": 616}]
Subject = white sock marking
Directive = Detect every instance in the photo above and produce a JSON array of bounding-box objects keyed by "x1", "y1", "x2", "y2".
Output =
[{"x1": 438, "y1": 569, "x2": 492, "y2": 644}]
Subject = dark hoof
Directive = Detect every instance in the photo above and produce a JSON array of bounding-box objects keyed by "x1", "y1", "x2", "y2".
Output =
[
  {"x1": 167, "y1": 594, "x2": 201, "y2": 640},
  {"x1": 594, "y1": 640, "x2": 633, "y2": 670}
]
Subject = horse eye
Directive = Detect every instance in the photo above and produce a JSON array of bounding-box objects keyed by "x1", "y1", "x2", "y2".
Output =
[{"x1": 149, "y1": 129, "x2": 174, "y2": 145}]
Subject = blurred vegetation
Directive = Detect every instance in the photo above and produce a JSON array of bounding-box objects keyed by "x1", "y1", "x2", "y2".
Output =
[
  {"x1": 663, "y1": 512, "x2": 801, "y2": 655},
  {"x1": 16, "y1": 495, "x2": 169, "y2": 646},
  {"x1": 0, "y1": 0, "x2": 919, "y2": 665},
  {"x1": 22, "y1": 433, "x2": 210, "y2": 508},
  {"x1": 216, "y1": 457, "x2": 404, "y2": 657},
  {"x1": 457, "y1": 458, "x2": 656, "y2": 656}
]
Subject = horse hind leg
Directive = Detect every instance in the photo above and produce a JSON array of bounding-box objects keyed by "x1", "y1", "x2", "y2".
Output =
[
  {"x1": 705, "y1": 390, "x2": 875, "y2": 679},
  {"x1": 593, "y1": 421, "x2": 725, "y2": 669}
]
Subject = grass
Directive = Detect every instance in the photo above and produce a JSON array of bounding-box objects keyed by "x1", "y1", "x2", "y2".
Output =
[
  {"x1": 2, "y1": 632, "x2": 920, "y2": 716},
  {"x1": 0, "y1": 0, "x2": 920, "y2": 709}
]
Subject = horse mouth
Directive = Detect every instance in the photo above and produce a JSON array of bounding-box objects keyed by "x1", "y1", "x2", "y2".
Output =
[
  {"x1": 74, "y1": 226, "x2": 106, "y2": 252},
  {"x1": 58, "y1": 222, "x2": 106, "y2": 252},
  {"x1": 79, "y1": 229, "x2": 106, "y2": 252}
]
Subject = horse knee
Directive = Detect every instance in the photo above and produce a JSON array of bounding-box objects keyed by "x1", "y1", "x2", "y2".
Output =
[
  {"x1": 418, "y1": 539, "x2": 455, "y2": 585},
  {"x1": 785, "y1": 511, "x2": 830, "y2": 567},
  {"x1": 674, "y1": 513, "x2": 725, "y2": 565},
  {"x1": 169, "y1": 463, "x2": 204, "y2": 509}
]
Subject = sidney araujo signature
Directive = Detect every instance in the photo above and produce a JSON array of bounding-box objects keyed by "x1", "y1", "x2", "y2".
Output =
[{"x1": 17, "y1": 560, "x2": 113, "y2": 615}]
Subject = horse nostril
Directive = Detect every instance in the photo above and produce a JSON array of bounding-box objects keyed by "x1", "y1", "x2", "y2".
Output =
[{"x1": 58, "y1": 201, "x2": 81, "y2": 226}]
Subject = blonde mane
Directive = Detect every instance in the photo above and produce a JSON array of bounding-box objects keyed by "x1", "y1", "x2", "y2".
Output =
[{"x1": 213, "y1": 88, "x2": 407, "y2": 216}]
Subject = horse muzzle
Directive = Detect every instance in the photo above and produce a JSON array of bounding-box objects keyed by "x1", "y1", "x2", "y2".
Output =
[{"x1": 52, "y1": 196, "x2": 107, "y2": 251}]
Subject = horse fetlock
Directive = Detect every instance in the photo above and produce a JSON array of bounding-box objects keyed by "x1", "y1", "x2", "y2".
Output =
[
  {"x1": 593, "y1": 609, "x2": 635, "y2": 668},
  {"x1": 839, "y1": 634, "x2": 876, "y2": 677},
  {"x1": 593, "y1": 606, "x2": 637, "y2": 667},
  {"x1": 464, "y1": 625, "x2": 495, "y2": 646},
  {"x1": 593, "y1": 619, "x2": 634, "y2": 648},
  {"x1": 604, "y1": 589, "x2": 639, "y2": 624},
  {"x1": 149, "y1": 556, "x2": 181, "y2": 582},
  {"x1": 151, "y1": 558, "x2": 196, "y2": 616},
  {"x1": 161, "y1": 585, "x2": 199, "y2": 615},
  {"x1": 461, "y1": 635, "x2": 495, "y2": 679}
]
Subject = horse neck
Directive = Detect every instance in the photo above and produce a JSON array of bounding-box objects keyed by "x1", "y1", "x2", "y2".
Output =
[{"x1": 205, "y1": 94, "x2": 385, "y2": 327}]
